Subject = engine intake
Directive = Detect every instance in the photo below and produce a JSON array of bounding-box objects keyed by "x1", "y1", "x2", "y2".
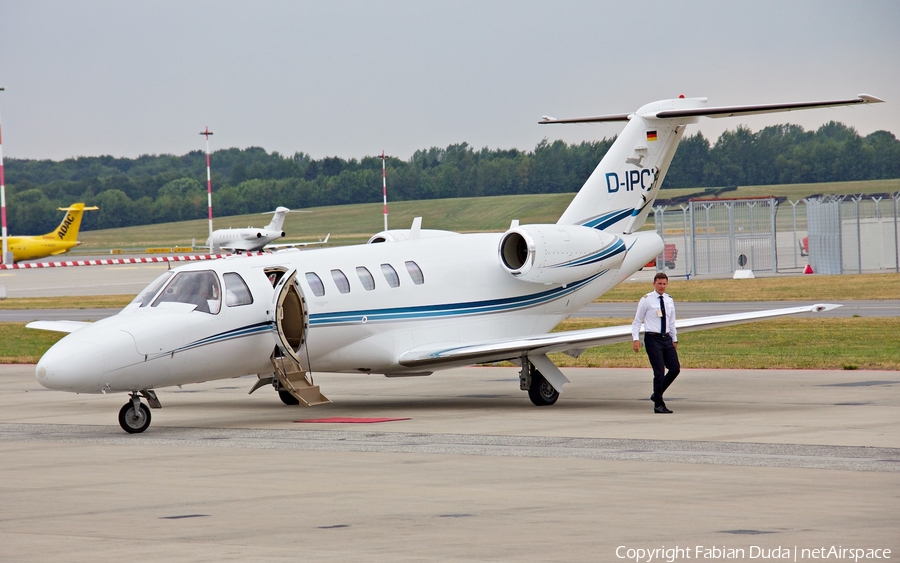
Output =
[{"x1": 498, "y1": 224, "x2": 626, "y2": 284}]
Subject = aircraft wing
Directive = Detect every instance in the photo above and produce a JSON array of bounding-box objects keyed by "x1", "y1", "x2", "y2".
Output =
[
  {"x1": 398, "y1": 303, "x2": 840, "y2": 369},
  {"x1": 26, "y1": 320, "x2": 92, "y2": 333},
  {"x1": 265, "y1": 234, "x2": 330, "y2": 250},
  {"x1": 218, "y1": 240, "x2": 265, "y2": 252}
]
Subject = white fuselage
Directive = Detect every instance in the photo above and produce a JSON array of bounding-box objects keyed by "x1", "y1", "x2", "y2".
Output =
[
  {"x1": 207, "y1": 227, "x2": 284, "y2": 252},
  {"x1": 35, "y1": 229, "x2": 662, "y2": 394}
]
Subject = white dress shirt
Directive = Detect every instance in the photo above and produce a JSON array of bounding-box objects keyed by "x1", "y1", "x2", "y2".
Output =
[{"x1": 631, "y1": 291, "x2": 677, "y2": 341}]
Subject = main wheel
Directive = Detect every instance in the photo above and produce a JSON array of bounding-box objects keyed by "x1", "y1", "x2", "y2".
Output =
[
  {"x1": 527, "y1": 371, "x2": 559, "y2": 406},
  {"x1": 278, "y1": 389, "x2": 300, "y2": 405},
  {"x1": 118, "y1": 401, "x2": 151, "y2": 433}
]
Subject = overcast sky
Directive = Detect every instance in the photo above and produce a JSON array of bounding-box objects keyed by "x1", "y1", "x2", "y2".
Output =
[{"x1": 1, "y1": 0, "x2": 898, "y2": 162}]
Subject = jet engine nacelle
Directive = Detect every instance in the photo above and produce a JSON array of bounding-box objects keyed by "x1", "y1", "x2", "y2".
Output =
[{"x1": 498, "y1": 224, "x2": 626, "y2": 284}]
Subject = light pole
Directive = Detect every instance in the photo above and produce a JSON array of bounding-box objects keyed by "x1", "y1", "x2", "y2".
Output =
[
  {"x1": 200, "y1": 127, "x2": 214, "y2": 240},
  {"x1": 380, "y1": 150, "x2": 389, "y2": 231},
  {"x1": 0, "y1": 87, "x2": 9, "y2": 265}
]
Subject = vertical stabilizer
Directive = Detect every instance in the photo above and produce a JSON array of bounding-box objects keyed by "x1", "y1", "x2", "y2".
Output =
[
  {"x1": 266, "y1": 207, "x2": 291, "y2": 232},
  {"x1": 545, "y1": 94, "x2": 882, "y2": 234},
  {"x1": 551, "y1": 97, "x2": 706, "y2": 233},
  {"x1": 51, "y1": 203, "x2": 99, "y2": 241}
]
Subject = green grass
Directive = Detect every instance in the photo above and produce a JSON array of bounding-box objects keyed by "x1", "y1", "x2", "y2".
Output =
[
  {"x1": 0, "y1": 295, "x2": 134, "y2": 310},
  {"x1": 0, "y1": 323, "x2": 66, "y2": 364},
  {"x1": 549, "y1": 317, "x2": 900, "y2": 370},
  {"x1": 9, "y1": 179, "x2": 900, "y2": 367},
  {"x1": 72, "y1": 178, "x2": 898, "y2": 251},
  {"x1": 6, "y1": 317, "x2": 897, "y2": 369},
  {"x1": 597, "y1": 273, "x2": 900, "y2": 302}
]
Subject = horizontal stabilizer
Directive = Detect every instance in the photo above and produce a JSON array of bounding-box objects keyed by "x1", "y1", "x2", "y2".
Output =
[
  {"x1": 540, "y1": 112, "x2": 631, "y2": 124},
  {"x1": 541, "y1": 95, "x2": 883, "y2": 124},
  {"x1": 654, "y1": 94, "x2": 883, "y2": 119}
]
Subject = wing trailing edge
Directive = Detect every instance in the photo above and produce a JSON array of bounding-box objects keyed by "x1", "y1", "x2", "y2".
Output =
[{"x1": 398, "y1": 303, "x2": 841, "y2": 369}]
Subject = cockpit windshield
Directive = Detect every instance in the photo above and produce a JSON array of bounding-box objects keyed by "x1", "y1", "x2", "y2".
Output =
[
  {"x1": 151, "y1": 270, "x2": 221, "y2": 314},
  {"x1": 132, "y1": 271, "x2": 175, "y2": 307}
]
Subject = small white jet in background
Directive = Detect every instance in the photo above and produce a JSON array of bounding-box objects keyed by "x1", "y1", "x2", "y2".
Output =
[
  {"x1": 28, "y1": 93, "x2": 880, "y2": 433},
  {"x1": 206, "y1": 207, "x2": 328, "y2": 253}
]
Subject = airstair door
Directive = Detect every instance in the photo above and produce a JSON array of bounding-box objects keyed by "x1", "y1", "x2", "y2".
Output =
[{"x1": 271, "y1": 269, "x2": 307, "y2": 364}]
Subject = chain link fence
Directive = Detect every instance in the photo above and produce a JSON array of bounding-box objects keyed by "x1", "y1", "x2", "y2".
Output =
[{"x1": 649, "y1": 193, "x2": 900, "y2": 276}]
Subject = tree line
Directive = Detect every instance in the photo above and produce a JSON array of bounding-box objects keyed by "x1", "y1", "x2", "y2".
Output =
[{"x1": 4, "y1": 120, "x2": 899, "y2": 234}]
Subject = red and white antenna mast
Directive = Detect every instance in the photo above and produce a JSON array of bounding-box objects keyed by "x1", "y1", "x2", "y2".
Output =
[
  {"x1": 0, "y1": 87, "x2": 9, "y2": 265},
  {"x1": 199, "y1": 127, "x2": 214, "y2": 239},
  {"x1": 380, "y1": 150, "x2": 389, "y2": 231}
]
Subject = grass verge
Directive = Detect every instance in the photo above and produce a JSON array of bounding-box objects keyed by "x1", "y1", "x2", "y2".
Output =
[
  {"x1": 597, "y1": 273, "x2": 900, "y2": 302},
  {"x1": 0, "y1": 323, "x2": 67, "y2": 364},
  {"x1": 5, "y1": 316, "x2": 899, "y2": 369},
  {"x1": 549, "y1": 317, "x2": 900, "y2": 370}
]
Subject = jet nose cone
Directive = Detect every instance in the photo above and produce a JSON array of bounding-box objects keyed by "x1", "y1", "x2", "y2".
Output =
[{"x1": 36, "y1": 341, "x2": 105, "y2": 392}]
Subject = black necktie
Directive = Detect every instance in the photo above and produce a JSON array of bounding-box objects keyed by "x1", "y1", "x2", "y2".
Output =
[{"x1": 659, "y1": 295, "x2": 666, "y2": 336}]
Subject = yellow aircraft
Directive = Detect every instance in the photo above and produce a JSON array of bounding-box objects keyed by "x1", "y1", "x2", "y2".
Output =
[{"x1": 6, "y1": 203, "x2": 98, "y2": 262}]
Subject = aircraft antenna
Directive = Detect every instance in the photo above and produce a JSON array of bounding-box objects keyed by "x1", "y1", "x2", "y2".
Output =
[
  {"x1": 0, "y1": 87, "x2": 8, "y2": 265},
  {"x1": 380, "y1": 150, "x2": 389, "y2": 231},
  {"x1": 200, "y1": 127, "x2": 214, "y2": 240}
]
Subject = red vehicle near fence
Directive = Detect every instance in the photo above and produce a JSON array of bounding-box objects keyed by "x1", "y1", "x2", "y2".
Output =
[{"x1": 644, "y1": 243, "x2": 678, "y2": 270}]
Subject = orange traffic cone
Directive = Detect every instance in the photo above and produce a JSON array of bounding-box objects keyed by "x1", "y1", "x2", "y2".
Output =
[{"x1": 803, "y1": 264, "x2": 813, "y2": 274}]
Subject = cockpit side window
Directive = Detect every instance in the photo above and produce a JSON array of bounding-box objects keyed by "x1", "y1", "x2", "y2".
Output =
[
  {"x1": 151, "y1": 270, "x2": 221, "y2": 314},
  {"x1": 133, "y1": 271, "x2": 174, "y2": 307},
  {"x1": 223, "y1": 272, "x2": 253, "y2": 306}
]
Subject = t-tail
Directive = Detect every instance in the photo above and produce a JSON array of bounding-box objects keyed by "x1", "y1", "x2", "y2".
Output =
[
  {"x1": 545, "y1": 94, "x2": 883, "y2": 234},
  {"x1": 51, "y1": 203, "x2": 99, "y2": 241},
  {"x1": 265, "y1": 207, "x2": 291, "y2": 233}
]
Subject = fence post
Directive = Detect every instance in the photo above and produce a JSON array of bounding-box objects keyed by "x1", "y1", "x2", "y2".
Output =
[
  {"x1": 789, "y1": 200, "x2": 800, "y2": 269},
  {"x1": 680, "y1": 204, "x2": 690, "y2": 279},
  {"x1": 654, "y1": 206, "x2": 667, "y2": 271},
  {"x1": 852, "y1": 195, "x2": 863, "y2": 274},
  {"x1": 769, "y1": 197, "x2": 777, "y2": 273},
  {"x1": 725, "y1": 202, "x2": 735, "y2": 271},
  {"x1": 894, "y1": 192, "x2": 899, "y2": 274}
]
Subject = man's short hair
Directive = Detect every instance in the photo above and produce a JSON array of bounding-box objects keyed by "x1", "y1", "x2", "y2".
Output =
[{"x1": 654, "y1": 272, "x2": 668, "y2": 282}]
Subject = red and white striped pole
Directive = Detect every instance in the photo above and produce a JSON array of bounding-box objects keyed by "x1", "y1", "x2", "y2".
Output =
[
  {"x1": 200, "y1": 127, "x2": 214, "y2": 239},
  {"x1": 380, "y1": 150, "x2": 388, "y2": 231},
  {"x1": 0, "y1": 87, "x2": 9, "y2": 265}
]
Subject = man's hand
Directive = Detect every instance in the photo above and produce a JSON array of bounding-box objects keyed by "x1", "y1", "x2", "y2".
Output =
[{"x1": 632, "y1": 340, "x2": 640, "y2": 353}]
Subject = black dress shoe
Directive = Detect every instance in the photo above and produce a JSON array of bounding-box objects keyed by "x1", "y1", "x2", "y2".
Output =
[{"x1": 654, "y1": 405, "x2": 673, "y2": 414}]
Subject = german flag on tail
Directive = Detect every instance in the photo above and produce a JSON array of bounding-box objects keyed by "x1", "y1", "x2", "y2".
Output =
[{"x1": 646, "y1": 131, "x2": 658, "y2": 141}]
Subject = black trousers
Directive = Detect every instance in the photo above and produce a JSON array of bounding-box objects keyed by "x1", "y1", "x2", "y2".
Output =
[{"x1": 644, "y1": 333, "x2": 680, "y2": 406}]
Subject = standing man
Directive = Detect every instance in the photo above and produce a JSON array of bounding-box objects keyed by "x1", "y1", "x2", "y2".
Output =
[{"x1": 632, "y1": 272, "x2": 680, "y2": 414}]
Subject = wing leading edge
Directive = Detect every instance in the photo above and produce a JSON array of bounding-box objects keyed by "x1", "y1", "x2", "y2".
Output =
[{"x1": 398, "y1": 303, "x2": 841, "y2": 370}]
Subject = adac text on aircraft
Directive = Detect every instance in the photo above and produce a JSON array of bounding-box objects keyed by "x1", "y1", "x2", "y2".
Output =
[{"x1": 5, "y1": 203, "x2": 98, "y2": 263}]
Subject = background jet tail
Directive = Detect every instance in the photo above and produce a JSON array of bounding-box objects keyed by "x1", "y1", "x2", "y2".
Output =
[
  {"x1": 265, "y1": 207, "x2": 291, "y2": 232},
  {"x1": 52, "y1": 203, "x2": 99, "y2": 241},
  {"x1": 547, "y1": 94, "x2": 882, "y2": 235}
]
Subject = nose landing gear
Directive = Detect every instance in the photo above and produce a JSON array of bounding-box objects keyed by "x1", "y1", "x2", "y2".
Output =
[{"x1": 118, "y1": 393, "x2": 152, "y2": 433}]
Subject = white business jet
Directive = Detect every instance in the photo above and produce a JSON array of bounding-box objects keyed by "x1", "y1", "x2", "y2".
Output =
[
  {"x1": 206, "y1": 207, "x2": 328, "y2": 252},
  {"x1": 29, "y1": 94, "x2": 882, "y2": 433}
]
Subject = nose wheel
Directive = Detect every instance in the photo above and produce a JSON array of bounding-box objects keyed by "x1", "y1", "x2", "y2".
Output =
[{"x1": 118, "y1": 395, "x2": 152, "y2": 433}]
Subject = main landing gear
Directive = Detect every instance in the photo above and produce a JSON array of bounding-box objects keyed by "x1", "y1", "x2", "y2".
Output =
[
  {"x1": 117, "y1": 391, "x2": 160, "y2": 434},
  {"x1": 520, "y1": 360, "x2": 559, "y2": 406}
]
